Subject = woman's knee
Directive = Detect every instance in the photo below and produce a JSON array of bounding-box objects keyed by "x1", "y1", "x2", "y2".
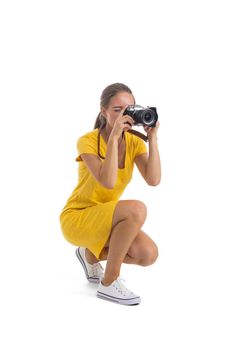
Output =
[
  {"x1": 112, "y1": 200, "x2": 147, "y2": 229},
  {"x1": 115, "y1": 200, "x2": 147, "y2": 225},
  {"x1": 139, "y1": 243, "x2": 159, "y2": 266},
  {"x1": 127, "y1": 230, "x2": 159, "y2": 265},
  {"x1": 129, "y1": 200, "x2": 147, "y2": 224}
]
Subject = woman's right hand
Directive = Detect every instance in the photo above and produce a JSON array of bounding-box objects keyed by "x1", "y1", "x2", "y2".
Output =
[{"x1": 110, "y1": 105, "x2": 135, "y2": 140}]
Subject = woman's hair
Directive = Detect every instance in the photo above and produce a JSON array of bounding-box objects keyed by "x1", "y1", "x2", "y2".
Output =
[{"x1": 93, "y1": 83, "x2": 135, "y2": 129}]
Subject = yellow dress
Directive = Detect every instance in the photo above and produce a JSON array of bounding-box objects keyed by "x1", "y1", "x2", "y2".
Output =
[{"x1": 59, "y1": 128, "x2": 147, "y2": 259}]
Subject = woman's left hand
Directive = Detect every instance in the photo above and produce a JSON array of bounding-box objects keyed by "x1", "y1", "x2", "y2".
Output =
[{"x1": 143, "y1": 120, "x2": 160, "y2": 139}]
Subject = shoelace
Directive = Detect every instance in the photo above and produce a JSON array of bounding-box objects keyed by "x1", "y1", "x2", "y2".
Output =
[
  {"x1": 114, "y1": 277, "x2": 133, "y2": 296},
  {"x1": 89, "y1": 262, "x2": 104, "y2": 277}
]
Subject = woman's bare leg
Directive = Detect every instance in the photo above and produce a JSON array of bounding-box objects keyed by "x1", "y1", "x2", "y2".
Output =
[
  {"x1": 86, "y1": 229, "x2": 158, "y2": 269},
  {"x1": 102, "y1": 219, "x2": 142, "y2": 285},
  {"x1": 99, "y1": 229, "x2": 158, "y2": 266},
  {"x1": 85, "y1": 249, "x2": 99, "y2": 264},
  {"x1": 85, "y1": 245, "x2": 140, "y2": 265},
  {"x1": 99, "y1": 247, "x2": 140, "y2": 264},
  {"x1": 85, "y1": 200, "x2": 158, "y2": 277},
  {"x1": 101, "y1": 200, "x2": 147, "y2": 286}
]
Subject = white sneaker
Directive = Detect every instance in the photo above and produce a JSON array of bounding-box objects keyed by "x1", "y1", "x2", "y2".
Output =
[
  {"x1": 75, "y1": 247, "x2": 104, "y2": 283},
  {"x1": 97, "y1": 277, "x2": 141, "y2": 305}
]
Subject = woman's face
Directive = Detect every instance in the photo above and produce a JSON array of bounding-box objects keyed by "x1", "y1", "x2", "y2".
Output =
[{"x1": 101, "y1": 92, "x2": 135, "y2": 128}]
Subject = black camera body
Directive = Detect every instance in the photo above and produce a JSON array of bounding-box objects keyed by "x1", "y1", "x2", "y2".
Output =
[{"x1": 123, "y1": 104, "x2": 158, "y2": 127}]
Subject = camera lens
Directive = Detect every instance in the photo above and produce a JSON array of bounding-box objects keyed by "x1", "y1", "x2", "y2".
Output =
[{"x1": 142, "y1": 111, "x2": 154, "y2": 126}]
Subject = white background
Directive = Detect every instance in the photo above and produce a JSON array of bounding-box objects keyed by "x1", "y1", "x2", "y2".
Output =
[{"x1": 1, "y1": 0, "x2": 233, "y2": 349}]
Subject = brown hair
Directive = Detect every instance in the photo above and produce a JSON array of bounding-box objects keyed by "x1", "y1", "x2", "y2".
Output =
[{"x1": 94, "y1": 83, "x2": 135, "y2": 129}]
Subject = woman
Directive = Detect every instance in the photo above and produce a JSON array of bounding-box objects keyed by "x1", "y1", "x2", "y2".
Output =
[{"x1": 59, "y1": 82, "x2": 161, "y2": 305}]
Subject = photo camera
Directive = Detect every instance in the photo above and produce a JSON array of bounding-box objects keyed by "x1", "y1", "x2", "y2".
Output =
[{"x1": 123, "y1": 104, "x2": 158, "y2": 127}]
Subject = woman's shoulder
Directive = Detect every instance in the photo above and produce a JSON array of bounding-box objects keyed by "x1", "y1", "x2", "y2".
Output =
[
  {"x1": 76, "y1": 129, "x2": 99, "y2": 161},
  {"x1": 78, "y1": 129, "x2": 98, "y2": 142}
]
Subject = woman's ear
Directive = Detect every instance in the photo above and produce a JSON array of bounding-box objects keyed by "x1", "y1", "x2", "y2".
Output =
[{"x1": 101, "y1": 107, "x2": 106, "y2": 118}]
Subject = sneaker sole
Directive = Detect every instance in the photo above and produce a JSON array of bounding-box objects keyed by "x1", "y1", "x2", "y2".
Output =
[
  {"x1": 75, "y1": 248, "x2": 100, "y2": 284},
  {"x1": 96, "y1": 291, "x2": 141, "y2": 305}
]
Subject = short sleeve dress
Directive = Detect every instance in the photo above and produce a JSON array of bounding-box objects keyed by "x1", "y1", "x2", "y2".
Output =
[{"x1": 59, "y1": 128, "x2": 147, "y2": 259}]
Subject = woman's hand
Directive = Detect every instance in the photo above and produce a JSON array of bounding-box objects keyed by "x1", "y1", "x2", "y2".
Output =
[
  {"x1": 143, "y1": 120, "x2": 160, "y2": 140},
  {"x1": 110, "y1": 105, "x2": 135, "y2": 140}
]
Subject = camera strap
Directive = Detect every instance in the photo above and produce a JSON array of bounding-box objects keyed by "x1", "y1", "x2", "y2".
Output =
[{"x1": 127, "y1": 129, "x2": 148, "y2": 142}]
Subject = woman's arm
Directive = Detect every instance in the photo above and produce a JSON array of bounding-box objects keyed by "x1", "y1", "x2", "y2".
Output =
[
  {"x1": 81, "y1": 136, "x2": 119, "y2": 189},
  {"x1": 81, "y1": 111, "x2": 134, "y2": 189},
  {"x1": 146, "y1": 136, "x2": 161, "y2": 185},
  {"x1": 99, "y1": 136, "x2": 119, "y2": 188},
  {"x1": 134, "y1": 121, "x2": 161, "y2": 186}
]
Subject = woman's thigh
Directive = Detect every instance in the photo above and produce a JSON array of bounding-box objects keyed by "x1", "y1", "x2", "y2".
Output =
[{"x1": 104, "y1": 199, "x2": 147, "y2": 247}]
